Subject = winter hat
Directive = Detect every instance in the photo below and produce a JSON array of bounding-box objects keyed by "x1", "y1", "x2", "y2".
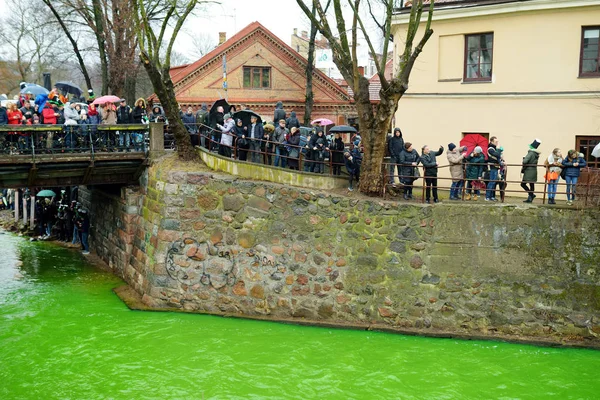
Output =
[
  {"x1": 474, "y1": 146, "x2": 483, "y2": 154},
  {"x1": 530, "y1": 139, "x2": 541, "y2": 149},
  {"x1": 223, "y1": 113, "x2": 232, "y2": 120},
  {"x1": 88, "y1": 89, "x2": 95, "y2": 99},
  {"x1": 448, "y1": 143, "x2": 456, "y2": 151}
]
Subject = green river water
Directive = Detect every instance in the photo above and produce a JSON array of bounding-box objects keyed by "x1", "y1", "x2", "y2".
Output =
[{"x1": 1, "y1": 232, "x2": 599, "y2": 399}]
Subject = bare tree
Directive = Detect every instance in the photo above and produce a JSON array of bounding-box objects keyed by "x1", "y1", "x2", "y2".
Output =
[
  {"x1": 42, "y1": 0, "x2": 94, "y2": 91},
  {"x1": 0, "y1": 0, "x2": 63, "y2": 85},
  {"x1": 133, "y1": 0, "x2": 205, "y2": 161},
  {"x1": 189, "y1": 32, "x2": 217, "y2": 60},
  {"x1": 296, "y1": 0, "x2": 435, "y2": 195}
]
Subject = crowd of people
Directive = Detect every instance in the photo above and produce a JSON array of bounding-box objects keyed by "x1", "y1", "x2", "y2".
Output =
[
  {"x1": 0, "y1": 187, "x2": 90, "y2": 254},
  {"x1": 0, "y1": 86, "x2": 150, "y2": 153},
  {"x1": 180, "y1": 101, "x2": 365, "y2": 190},
  {"x1": 387, "y1": 132, "x2": 589, "y2": 205}
]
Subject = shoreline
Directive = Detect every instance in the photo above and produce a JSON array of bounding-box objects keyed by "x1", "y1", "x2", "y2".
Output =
[
  {"x1": 3, "y1": 211, "x2": 599, "y2": 351},
  {"x1": 113, "y1": 284, "x2": 600, "y2": 351}
]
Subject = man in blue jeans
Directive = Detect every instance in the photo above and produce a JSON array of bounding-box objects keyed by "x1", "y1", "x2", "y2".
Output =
[{"x1": 486, "y1": 136, "x2": 503, "y2": 201}]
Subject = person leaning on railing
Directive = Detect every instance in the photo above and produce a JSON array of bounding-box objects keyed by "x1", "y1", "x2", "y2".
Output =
[
  {"x1": 344, "y1": 147, "x2": 362, "y2": 191},
  {"x1": 562, "y1": 150, "x2": 587, "y2": 206}
]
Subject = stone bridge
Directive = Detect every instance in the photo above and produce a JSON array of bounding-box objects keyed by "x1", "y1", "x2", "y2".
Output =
[{"x1": 0, "y1": 123, "x2": 166, "y2": 188}]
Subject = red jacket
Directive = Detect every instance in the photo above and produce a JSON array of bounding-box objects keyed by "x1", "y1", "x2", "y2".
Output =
[
  {"x1": 42, "y1": 107, "x2": 57, "y2": 124},
  {"x1": 7, "y1": 110, "x2": 23, "y2": 125}
]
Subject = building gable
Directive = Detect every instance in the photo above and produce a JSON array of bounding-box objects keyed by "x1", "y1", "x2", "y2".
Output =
[{"x1": 171, "y1": 22, "x2": 352, "y2": 105}]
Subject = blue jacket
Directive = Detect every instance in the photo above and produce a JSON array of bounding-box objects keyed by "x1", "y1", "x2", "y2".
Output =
[
  {"x1": 562, "y1": 157, "x2": 587, "y2": 178},
  {"x1": 182, "y1": 113, "x2": 197, "y2": 134}
]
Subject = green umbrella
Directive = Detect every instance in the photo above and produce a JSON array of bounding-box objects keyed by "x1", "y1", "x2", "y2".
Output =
[{"x1": 36, "y1": 190, "x2": 56, "y2": 197}]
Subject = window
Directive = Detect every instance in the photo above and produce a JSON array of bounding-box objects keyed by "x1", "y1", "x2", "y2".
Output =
[
  {"x1": 576, "y1": 136, "x2": 600, "y2": 168},
  {"x1": 464, "y1": 33, "x2": 493, "y2": 82},
  {"x1": 580, "y1": 27, "x2": 600, "y2": 77},
  {"x1": 243, "y1": 67, "x2": 271, "y2": 89}
]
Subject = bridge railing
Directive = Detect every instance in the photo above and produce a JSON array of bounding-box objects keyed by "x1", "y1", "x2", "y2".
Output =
[{"x1": 0, "y1": 124, "x2": 150, "y2": 161}]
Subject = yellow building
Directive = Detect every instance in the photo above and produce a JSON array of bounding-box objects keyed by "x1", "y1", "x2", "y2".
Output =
[{"x1": 392, "y1": 0, "x2": 600, "y2": 197}]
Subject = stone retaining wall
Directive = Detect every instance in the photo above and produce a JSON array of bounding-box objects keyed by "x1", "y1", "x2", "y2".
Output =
[{"x1": 81, "y1": 161, "x2": 600, "y2": 344}]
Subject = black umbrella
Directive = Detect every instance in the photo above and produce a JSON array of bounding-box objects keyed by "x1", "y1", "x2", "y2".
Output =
[
  {"x1": 329, "y1": 125, "x2": 357, "y2": 134},
  {"x1": 209, "y1": 98, "x2": 230, "y2": 115},
  {"x1": 55, "y1": 81, "x2": 83, "y2": 97},
  {"x1": 233, "y1": 110, "x2": 262, "y2": 127}
]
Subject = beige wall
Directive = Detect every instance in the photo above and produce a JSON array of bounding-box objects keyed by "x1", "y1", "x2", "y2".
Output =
[
  {"x1": 393, "y1": 4, "x2": 600, "y2": 93},
  {"x1": 391, "y1": 2, "x2": 600, "y2": 198},
  {"x1": 396, "y1": 96, "x2": 599, "y2": 196}
]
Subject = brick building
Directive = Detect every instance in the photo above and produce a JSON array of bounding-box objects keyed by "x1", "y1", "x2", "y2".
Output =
[{"x1": 169, "y1": 22, "x2": 356, "y2": 125}]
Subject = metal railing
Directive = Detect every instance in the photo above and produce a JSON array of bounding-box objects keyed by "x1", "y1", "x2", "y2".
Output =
[
  {"x1": 382, "y1": 161, "x2": 600, "y2": 207},
  {"x1": 188, "y1": 123, "x2": 352, "y2": 177},
  {"x1": 0, "y1": 124, "x2": 150, "y2": 161}
]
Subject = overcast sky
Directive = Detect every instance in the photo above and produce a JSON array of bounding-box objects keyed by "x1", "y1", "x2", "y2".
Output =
[
  {"x1": 0, "y1": 0, "x2": 381, "y2": 63},
  {"x1": 185, "y1": 0, "x2": 313, "y2": 46}
]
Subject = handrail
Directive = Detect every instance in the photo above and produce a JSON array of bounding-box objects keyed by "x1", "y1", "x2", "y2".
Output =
[
  {"x1": 383, "y1": 160, "x2": 599, "y2": 207},
  {"x1": 191, "y1": 124, "x2": 350, "y2": 177},
  {"x1": 0, "y1": 124, "x2": 150, "y2": 160}
]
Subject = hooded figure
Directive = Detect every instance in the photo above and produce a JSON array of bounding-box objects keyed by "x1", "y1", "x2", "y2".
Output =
[
  {"x1": 286, "y1": 111, "x2": 300, "y2": 130},
  {"x1": 132, "y1": 98, "x2": 147, "y2": 123},
  {"x1": 521, "y1": 139, "x2": 542, "y2": 203},
  {"x1": 273, "y1": 101, "x2": 286, "y2": 124}
]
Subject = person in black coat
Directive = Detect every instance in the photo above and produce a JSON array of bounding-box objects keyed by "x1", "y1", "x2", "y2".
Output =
[
  {"x1": 287, "y1": 127, "x2": 301, "y2": 170},
  {"x1": 286, "y1": 111, "x2": 300, "y2": 130},
  {"x1": 273, "y1": 101, "x2": 286, "y2": 124},
  {"x1": 420, "y1": 145, "x2": 444, "y2": 203},
  {"x1": 246, "y1": 115, "x2": 264, "y2": 163},
  {"x1": 307, "y1": 130, "x2": 326, "y2": 173},
  {"x1": 388, "y1": 128, "x2": 404, "y2": 184},
  {"x1": 233, "y1": 119, "x2": 248, "y2": 161},
  {"x1": 399, "y1": 142, "x2": 420, "y2": 200},
  {"x1": 330, "y1": 132, "x2": 345, "y2": 175},
  {"x1": 344, "y1": 149, "x2": 362, "y2": 191}
]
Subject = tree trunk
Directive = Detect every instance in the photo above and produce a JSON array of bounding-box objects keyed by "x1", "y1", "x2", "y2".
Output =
[
  {"x1": 92, "y1": 0, "x2": 109, "y2": 95},
  {"x1": 141, "y1": 58, "x2": 196, "y2": 161},
  {"x1": 355, "y1": 77, "x2": 394, "y2": 196},
  {"x1": 303, "y1": 4, "x2": 318, "y2": 126},
  {"x1": 124, "y1": 71, "x2": 137, "y2": 105}
]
